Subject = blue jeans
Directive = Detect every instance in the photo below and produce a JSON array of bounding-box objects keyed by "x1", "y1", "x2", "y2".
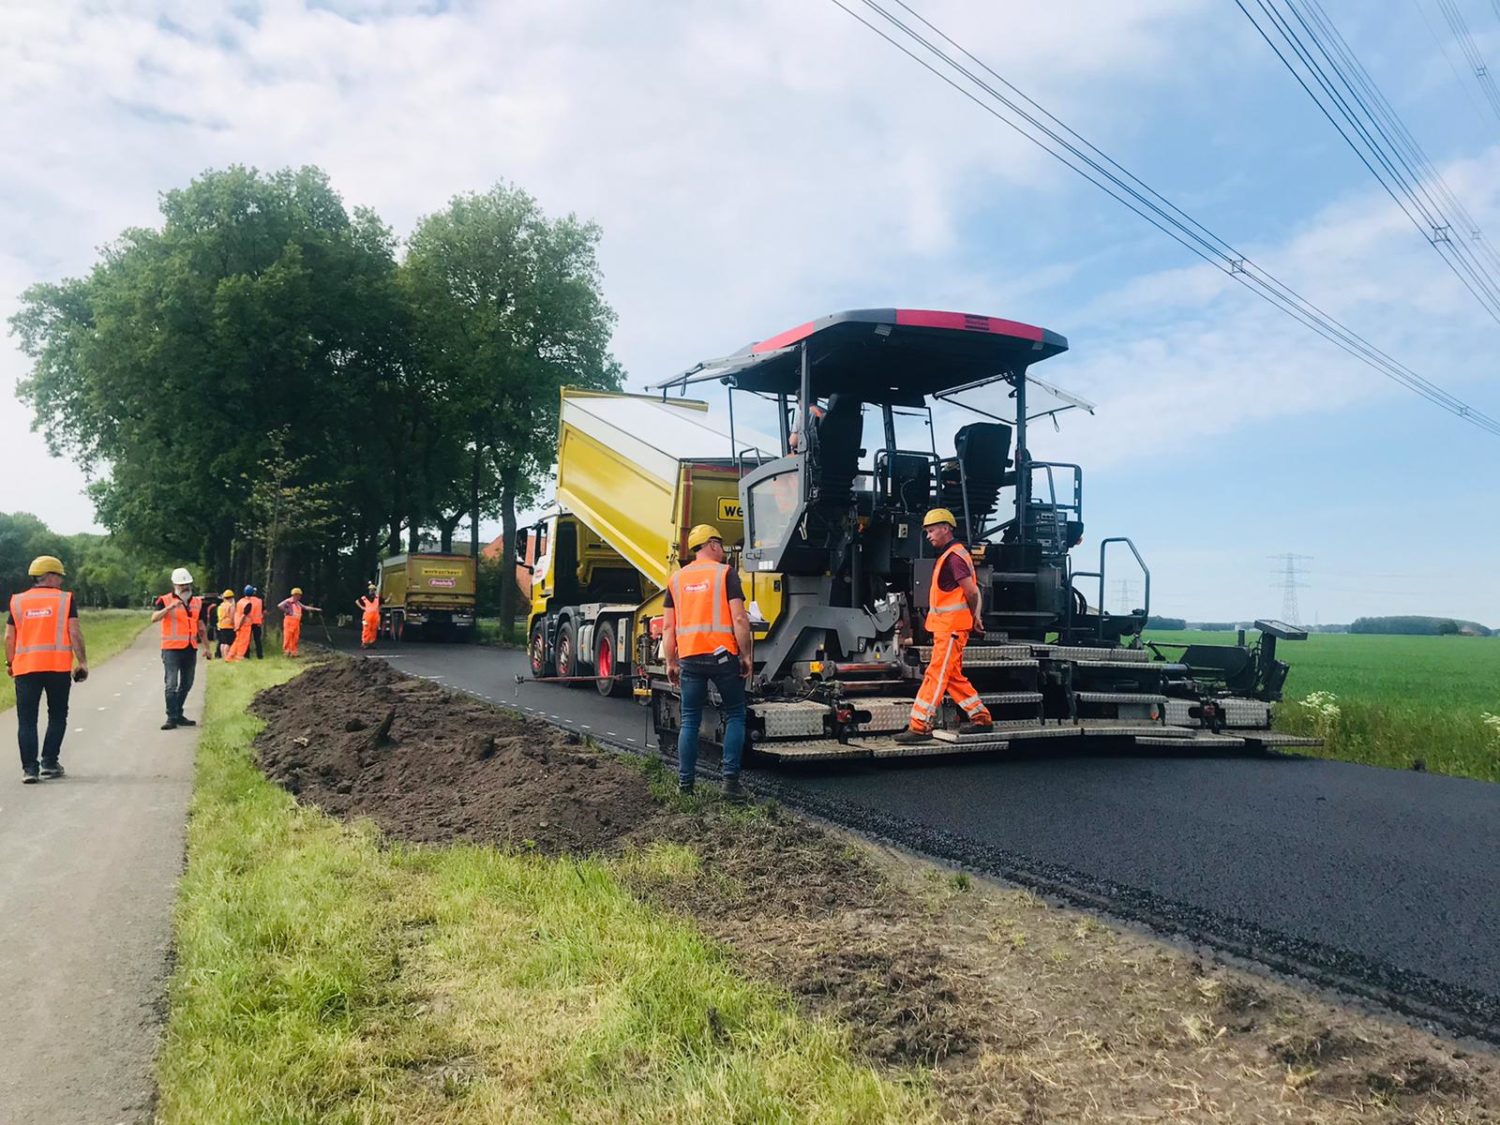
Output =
[
  {"x1": 677, "y1": 652, "x2": 747, "y2": 784},
  {"x1": 15, "y1": 671, "x2": 70, "y2": 771},
  {"x1": 162, "y1": 647, "x2": 198, "y2": 721}
]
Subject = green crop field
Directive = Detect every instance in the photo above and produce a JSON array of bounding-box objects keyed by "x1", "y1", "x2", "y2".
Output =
[{"x1": 1146, "y1": 631, "x2": 1500, "y2": 783}]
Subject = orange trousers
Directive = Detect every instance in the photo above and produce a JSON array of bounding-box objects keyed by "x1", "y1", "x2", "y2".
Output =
[
  {"x1": 909, "y1": 628, "x2": 993, "y2": 732},
  {"x1": 361, "y1": 611, "x2": 379, "y2": 646},
  {"x1": 226, "y1": 621, "x2": 253, "y2": 662},
  {"x1": 282, "y1": 618, "x2": 301, "y2": 657}
]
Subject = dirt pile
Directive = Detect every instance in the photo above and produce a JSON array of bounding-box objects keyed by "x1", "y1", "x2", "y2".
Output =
[
  {"x1": 253, "y1": 659, "x2": 667, "y2": 855},
  {"x1": 251, "y1": 656, "x2": 1500, "y2": 1122}
]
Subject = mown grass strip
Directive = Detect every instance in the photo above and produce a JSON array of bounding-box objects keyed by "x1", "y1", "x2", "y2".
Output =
[
  {"x1": 157, "y1": 655, "x2": 930, "y2": 1123},
  {"x1": 0, "y1": 609, "x2": 150, "y2": 713}
]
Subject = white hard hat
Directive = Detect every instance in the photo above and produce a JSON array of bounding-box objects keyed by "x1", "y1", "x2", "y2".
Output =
[{"x1": 171, "y1": 567, "x2": 194, "y2": 585}]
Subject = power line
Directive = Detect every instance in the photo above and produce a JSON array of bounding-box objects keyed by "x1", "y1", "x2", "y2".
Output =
[
  {"x1": 826, "y1": 0, "x2": 1500, "y2": 437},
  {"x1": 1433, "y1": 0, "x2": 1500, "y2": 125},
  {"x1": 1237, "y1": 0, "x2": 1500, "y2": 326},
  {"x1": 1270, "y1": 553, "x2": 1313, "y2": 625}
]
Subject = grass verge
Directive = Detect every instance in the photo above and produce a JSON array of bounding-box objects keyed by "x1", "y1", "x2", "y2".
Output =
[
  {"x1": 156, "y1": 655, "x2": 928, "y2": 1123},
  {"x1": 0, "y1": 609, "x2": 150, "y2": 713}
]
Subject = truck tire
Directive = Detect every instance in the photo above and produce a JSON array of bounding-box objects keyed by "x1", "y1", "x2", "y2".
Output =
[
  {"x1": 556, "y1": 620, "x2": 584, "y2": 686},
  {"x1": 594, "y1": 621, "x2": 630, "y2": 698},
  {"x1": 529, "y1": 620, "x2": 554, "y2": 677}
]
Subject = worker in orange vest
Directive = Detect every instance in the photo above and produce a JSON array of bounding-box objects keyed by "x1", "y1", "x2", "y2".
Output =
[
  {"x1": 276, "y1": 587, "x2": 321, "y2": 657},
  {"x1": 152, "y1": 567, "x2": 207, "y2": 730},
  {"x1": 241, "y1": 584, "x2": 265, "y2": 659},
  {"x1": 357, "y1": 583, "x2": 381, "y2": 649},
  {"x1": 894, "y1": 508, "x2": 994, "y2": 744},
  {"x1": 663, "y1": 523, "x2": 753, "y2": 800},
  {"x1": 5, "y1": 555, "x2": 88, "y2": 783},
  {"x1": 225, "y1": 585, "x2": 255, "y2": 663},
  {"x1": 215, "y1": 590, "x2": 237, "y2": 659}
]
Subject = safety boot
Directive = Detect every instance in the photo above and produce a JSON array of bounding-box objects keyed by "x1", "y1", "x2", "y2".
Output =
[
  {"x1": 722, "y1": 775, "x2": 747, "y2": 803},
  {"x1": 176, "y1": 717, "x2": 197, "y2": 727},
  {"x1": 21, "y1": 767, "x2": 39, "y2": 785},
  {"x1": 958, "y1": 720, "x2": 996, "y2": 737},
  {"x1": 678, "y1": 778, "x2": 695, "y2": 795},
  {"x1": 893, "y1": 727, "x2": 934, "y2": 745},
  {"x1": 39, "y1": 761, "x2": 64, "y2": 780}
]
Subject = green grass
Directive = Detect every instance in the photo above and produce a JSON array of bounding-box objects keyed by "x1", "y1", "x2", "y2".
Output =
[
  {"x1": 157, "y1": 655, "x2": 930, "y2": 1123},
  {"x1": 0, "y1": 609, "x2": 150, "y2": 713},
  {"x1": 1147, "y1": 630, "x2": 1500, "y2": 782}
]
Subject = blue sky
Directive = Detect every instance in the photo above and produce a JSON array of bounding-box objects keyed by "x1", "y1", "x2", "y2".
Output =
[{"x1": 2, "y1": 0, "x2": 1497, "y2": 623}]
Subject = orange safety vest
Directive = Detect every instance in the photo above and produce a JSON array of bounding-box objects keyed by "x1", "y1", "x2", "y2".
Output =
[
  {"x1": 925, "y1": 541, "x2": 975, "y2": 632},
  {"x1": 359, "y1": 595, "x2": 380, "y2": 616},
  {"x1": 669, "y1": 560, "x2": 737, "y2": 657},
  {"x1": 245, "y1": 595, "x2": 264, "y2": 625},
  {"x1": 9, "y1": 587, "x2": 74, "y2": 675},
  {"x1": 160, "y1": 594, "x2": 203, "y2": 650}
]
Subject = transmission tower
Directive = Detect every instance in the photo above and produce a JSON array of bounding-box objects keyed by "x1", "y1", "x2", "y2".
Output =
[
  {"x1": 1269, "y1": 554, "x2": 1313, "y2": 625},
  {"x1": 1112, "y1": 577, "x2": 1137, "y2": 613}
]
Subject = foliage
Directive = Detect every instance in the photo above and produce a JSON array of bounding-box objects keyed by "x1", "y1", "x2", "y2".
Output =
[
  {"x1": 0, "y1": 610, "x2": 150, "y2": 712},
  {"x1": 1146, "y1": 616, "x2": 1186, "y2": 630},
  {"x1": 240, "y1": 427, "x2": 342, "y2": 599},
  {"x1": 0, "y1": 510, "x2": 170, "y2": 607},
  {"x1": 1349, "y1": 615, "x2": 1492, "y2": 636}
]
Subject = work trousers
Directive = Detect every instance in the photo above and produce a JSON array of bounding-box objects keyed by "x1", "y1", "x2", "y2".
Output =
[
  {"x1": 677, "y1": 652, "x2": 747, "y2": 785},
  {"x1": 361, "y1": 612, "x2": 379, "y2": 647},
  {"x1": 162, "y1": 647, "x2": 198, "y2": 722},
  {"x1": 226, "y1": 623, "x2": 252, "y2": 661},
  {"x1": 251, "y1": 623, "x2": 264, "y2": 659},
  {"x1": 909, "y1": 628, "x2": 992, "y2": 731},
  {"x1": 282, "y1": 619, "x2": 301, "y2": 657},
  {"x1": 15, "y1": 671, "x2": 71, "y2": 771}
]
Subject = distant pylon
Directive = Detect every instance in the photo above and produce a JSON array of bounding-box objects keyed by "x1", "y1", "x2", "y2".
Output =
[
  {"x1": 1112, "y1": 577, "x2": 1136, "y2": 613},
  {"x1": 1269, "y1": 553, "x2": 1312, "y2": 625}
]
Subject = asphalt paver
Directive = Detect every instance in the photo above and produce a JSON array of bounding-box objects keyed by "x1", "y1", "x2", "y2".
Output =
[
  {"x1": 332, "y1": 632, "x2": 1500, "y2": 1033},
  {"x1": 0, "y1": 629, "x2": 199, "y2": 1125}
]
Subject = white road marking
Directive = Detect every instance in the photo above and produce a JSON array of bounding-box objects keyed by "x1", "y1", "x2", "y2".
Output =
[{"x1": 96, "y1": 707, "x2": 107, "y2": 711}]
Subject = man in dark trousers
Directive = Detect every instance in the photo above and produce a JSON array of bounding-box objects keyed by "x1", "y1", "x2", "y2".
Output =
[
  {"x1": 152, "y1": 567, "x2": 207, "y2": 730},
  {"x1": 5, "y1": 555, "x2": 88, "y2": 783}
]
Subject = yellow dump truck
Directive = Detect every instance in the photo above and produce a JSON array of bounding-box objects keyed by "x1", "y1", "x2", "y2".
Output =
[
  {"x1": 377, "y1": 552, "x2": 478, "y2": 641},
  {"x1": 523, "y1": 388, "x2": 774, "y2": 696}
]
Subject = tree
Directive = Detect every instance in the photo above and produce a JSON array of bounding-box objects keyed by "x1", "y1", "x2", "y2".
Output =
[
  {"x1": 241, "y1": 428, "x2": 342, "y2": 602},
  {"x1": 402, "y1": 183, "x2": 623, "y2": 637}
]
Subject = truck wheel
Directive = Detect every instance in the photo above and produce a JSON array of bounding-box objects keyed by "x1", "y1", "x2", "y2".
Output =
[
  {"x1": 594, "y1": 622, "x2": 629, "y2": 698},
  {"x1": 556, "y1": 620, "x2": 583, "y2": 686},
  {"x1": 529, "y1": 621, "x2": 554, "y2": 677}
]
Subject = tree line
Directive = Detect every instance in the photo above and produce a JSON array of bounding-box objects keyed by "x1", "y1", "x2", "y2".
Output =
[
  {"x1": 0, "y1": 511, "x2": 171, "y2": 608},
  {"x1": 9, "y1": 166, "x2": 621, "y2": 632}
]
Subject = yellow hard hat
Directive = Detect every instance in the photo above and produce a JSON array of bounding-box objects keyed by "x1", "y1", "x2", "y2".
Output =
[
  {"x1": 28, "y1": 555, "x2": 65, "y2": 577},
  {"x1": 221, "y1": 589, "x2": 234, "y2": 598},
  {"x1": 922, "y1": 508, "x2": 957, "y2": 528},
  {"x1": 291, "y1": 587, "x2": 303, "y2": 596},
  {"x1": 686, "y1": 523, "x2": 724, "y2": 550}
]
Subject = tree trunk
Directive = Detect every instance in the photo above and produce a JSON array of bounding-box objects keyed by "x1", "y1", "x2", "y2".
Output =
[
  {"x1": 469, "y1": 439, "x2": 482, "y2": 560},
  {"x1": 388, "y1": 517, "x2": 402, "y2": 555},
  {"x1": 498, "y1": 472, "x2": 520, "y2": 642},
  {"x1": 408, "y1": 513, "x2": 421, "y2": 553}
]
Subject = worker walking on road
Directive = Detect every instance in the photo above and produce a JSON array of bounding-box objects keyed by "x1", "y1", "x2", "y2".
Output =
[
  {"x1": 357, "y1": 583, "x2": 380, "y2": 649},
  {"x1": 5, "y1": 556, "x2": 88, "y2": 783},
  {"x1": 895, "y1": 509, "x2": 994, "y2": 744},
  {"x1": 215, "y1": 590, "x2": 236, "y2": 659},
  {"x1": 152, "y1": 567, "x2": 207, "y2": 731},
  {"x1": 277, "y1": 587, "x2": 321, "y2": 657},
  {"x1": 662, "y1": 524, "x2": 754, "y2": 800}
]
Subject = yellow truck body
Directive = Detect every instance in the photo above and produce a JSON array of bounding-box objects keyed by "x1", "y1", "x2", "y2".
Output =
[{"x1": 378, "y1": 552, "x2": 478, "y2": 639}]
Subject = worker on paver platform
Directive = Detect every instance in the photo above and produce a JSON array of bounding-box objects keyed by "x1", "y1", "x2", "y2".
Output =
[
  {"x1": 894, "y1": 508, "x2": 994, "y2": 744},
  {"x1": 242, "y1": 585, "x2": 265, "y2": 659},
  {"x1": 357, "y1": 584, "x2": 380, "y2": 649},
  {"x1": 5, "y1": 556, "x2": 88, "y2": 783},
  {"x1": 663, "y1": 523, "x2": 753, "y2": 800},
  {"x1": 277, "y1": 587, "x2": 321, "y2": 657},
  {"x1": 215, "y1": 590, "x2": 236, "y2": 660},
  {"x1": 152, "y1": 567, "x2": 207, "y2": 731},
  {"x1": 225, "y1": 586, "x2": 255, "y2": 663}
]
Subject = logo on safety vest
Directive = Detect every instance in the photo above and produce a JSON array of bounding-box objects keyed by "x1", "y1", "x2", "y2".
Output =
[
  {"x1": 683, "y1": 580, "x2": 710, "y2": 594},
  {"x1": 23, "y1": 607, "x2": 54, "y2": 619}
]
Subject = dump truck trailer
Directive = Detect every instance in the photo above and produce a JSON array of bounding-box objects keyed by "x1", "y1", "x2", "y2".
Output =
[
  {"x1": 525, "y1": 309, "x2": 1318, "y2": 763},
  {"x1": 378, "y1": 552, "x2": 478, "y2": 641}
]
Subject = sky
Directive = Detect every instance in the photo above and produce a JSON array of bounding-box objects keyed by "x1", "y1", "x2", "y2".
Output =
[{"x1": 3, "y1": 0, "x2": 1499, "y2": 624}]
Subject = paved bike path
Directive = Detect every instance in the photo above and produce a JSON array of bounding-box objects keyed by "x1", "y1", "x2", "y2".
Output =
[{"x1": 0, "y1": 629, "x2": 200, "y2": 1125}]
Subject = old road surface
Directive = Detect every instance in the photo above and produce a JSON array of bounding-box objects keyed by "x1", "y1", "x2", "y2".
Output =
[
  {"x1": 0, "y1": 628, "x2": 196, "y2": 1125},
  {"x1": 330, "y1": 633, "x2": 1500, "y2": 1041}
]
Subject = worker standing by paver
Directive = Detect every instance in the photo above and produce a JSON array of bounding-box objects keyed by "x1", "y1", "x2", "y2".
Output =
[
  {"x1": 243, "y1": 584, "x2": 265, "y2": 659},
  {"x1": 5, "y1": 556, "x2": 88, "y2": 783},
  {"x1": 225, "y1": 588, "x2": 254, "y2": 662},
  {"x1": 277, "y1": 587, "x2": 321, "y2": 657},
  {"x1": 215, "y1": 589, "x2": 236, "y2": 659},
  {"x1": 895, "y1": 509, "x2": 994, "y2": 744},
  {"x1": 357, "y1": 583, "x2": 380, "y2": 650},
  {"x1": 152, "y1": 567, "x2": 207, "y2": 731},
  {"x1": 662, "y1": 524, "x2": 753, "y2": 799}
]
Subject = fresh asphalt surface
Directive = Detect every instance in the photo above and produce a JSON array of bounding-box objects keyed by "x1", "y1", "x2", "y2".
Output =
[{"x1": 332, "y1": 632, "x2": 1500, "y2": 1038}]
